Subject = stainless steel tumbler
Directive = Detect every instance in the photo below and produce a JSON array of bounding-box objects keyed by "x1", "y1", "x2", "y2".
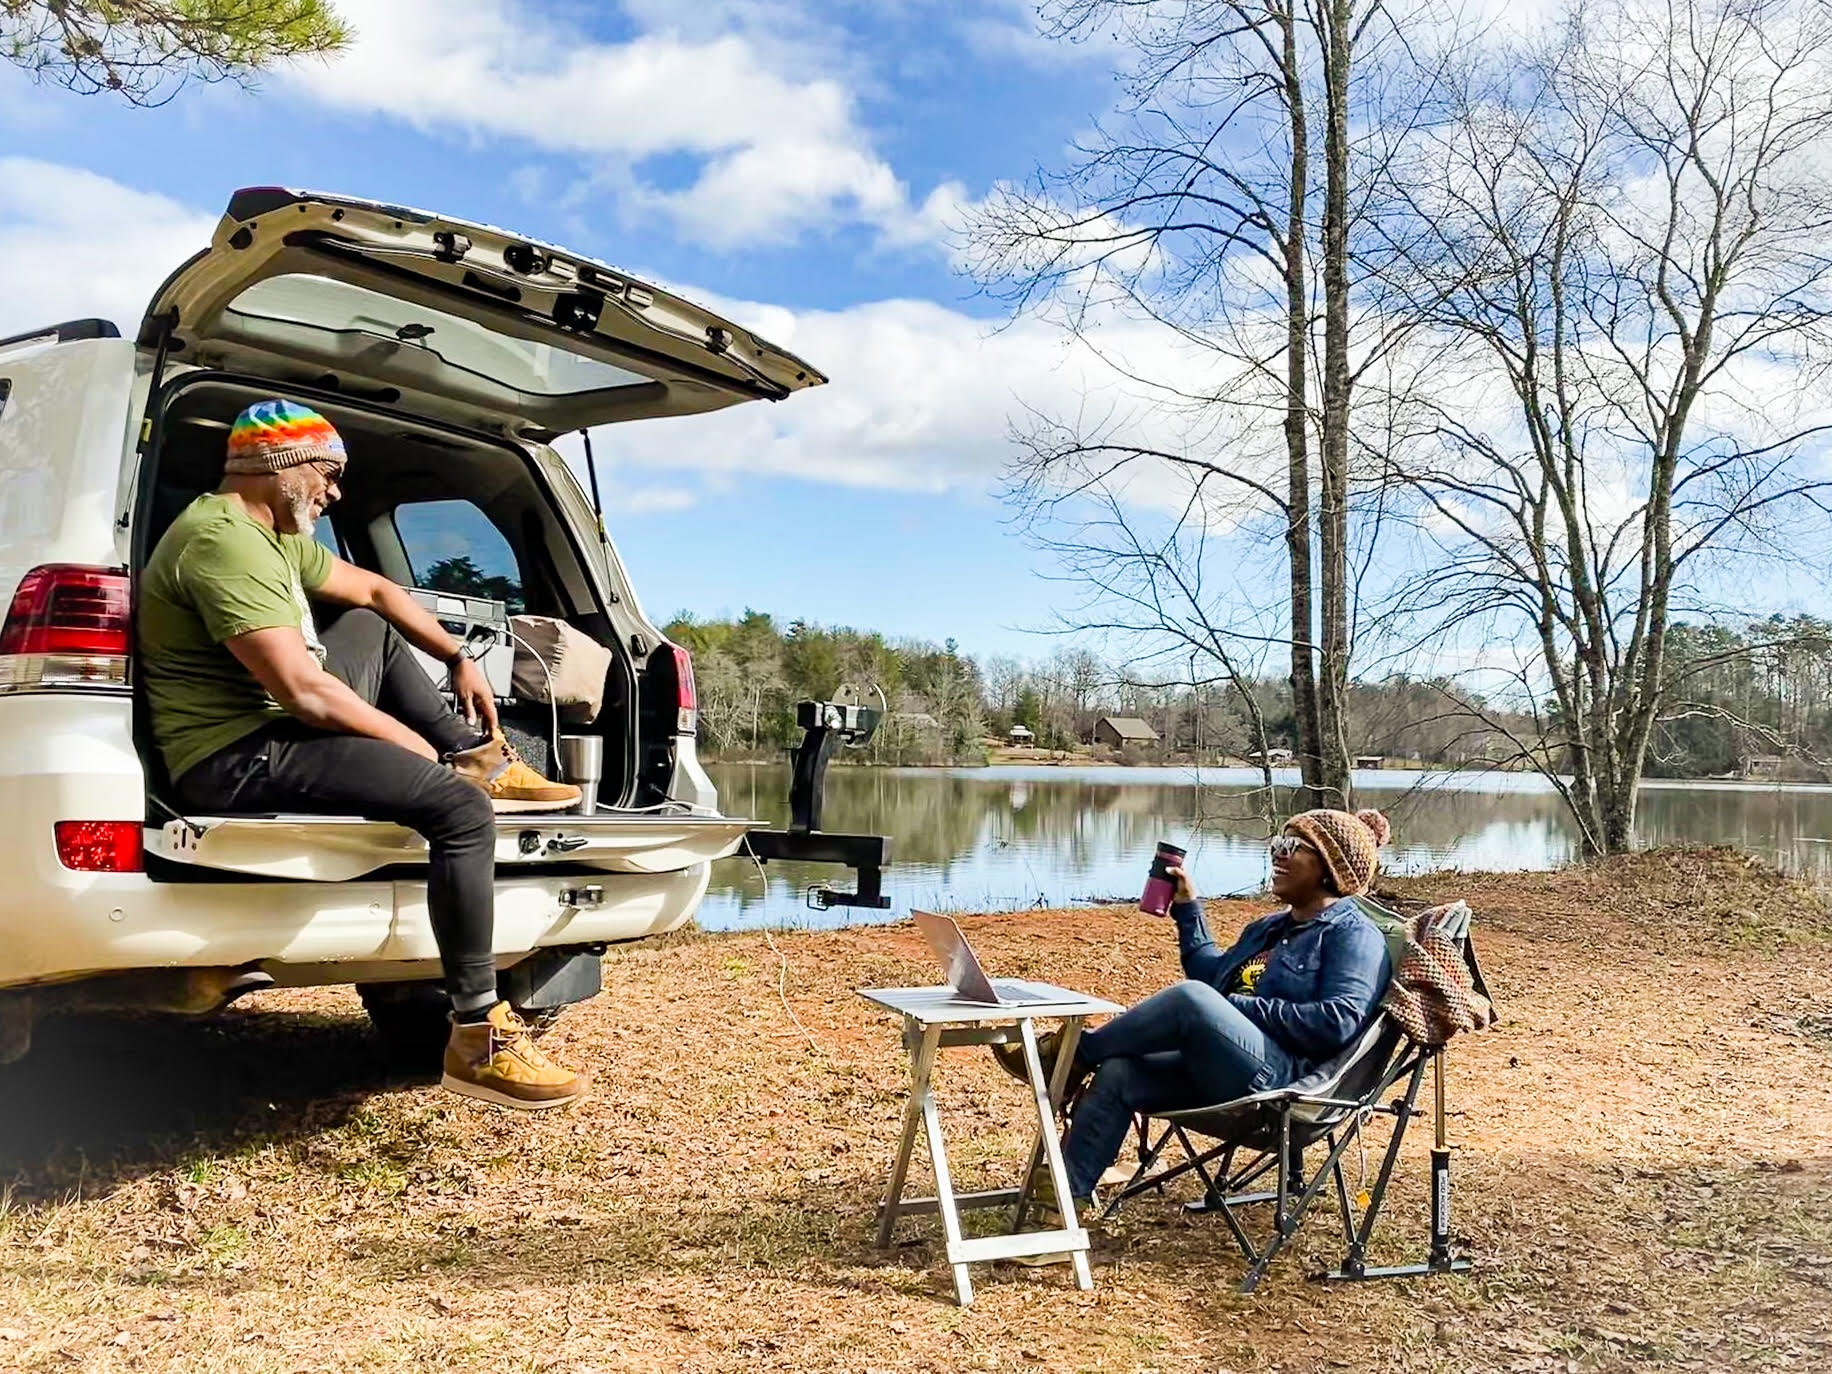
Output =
[{"x1": 557, "y1": 734, "x2": 603, "y2": 815}]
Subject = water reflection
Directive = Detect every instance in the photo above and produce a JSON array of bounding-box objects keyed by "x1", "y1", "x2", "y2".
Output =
[{"x1": 696, "y1": 764, "x2": 1832, "y2": 930}]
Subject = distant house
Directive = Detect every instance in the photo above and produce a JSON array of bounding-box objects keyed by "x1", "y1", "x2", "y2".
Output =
[
  {"x1": 1093, "y1": 716, "x2": 1160, "y2": 748},
  {"x1": 1247, "y1": 747, "x2": 1294, "y2": 767},
  {"x1": 1355, "y1": 754, "x2": 1385, "y2": 770},
  {"x1": 1743, "y1": 755, "x2": 1783, "y2": 780},
  {"x1": 1008, "y1": 725, "x2": 1036, "y2": 745}
]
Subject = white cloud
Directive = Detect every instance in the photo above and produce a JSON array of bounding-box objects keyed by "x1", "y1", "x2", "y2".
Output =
[
  {"x1": 957, "y1": 2, "x2": 1120, "y2": 70},
  {"x1": 0, "y1": 158, "x2": 215, "y2": 338},
  {"x1": 594, "y1": 289, "x2": 1272, "y2": 518},
  {"x1": 618, "y1": 0, "x2": 867, "y2": 84},
  {"x1": 288, "y1": 0, "x2": 947, "y2": 249}
]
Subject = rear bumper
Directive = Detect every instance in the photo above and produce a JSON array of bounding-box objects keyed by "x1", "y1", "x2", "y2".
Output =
[
  {"x1": 3, "y1": 863, "x2": 711, "y2": 990},
  {"x1": 0, "y1": 693, "x2": 714, "y2": 990}
]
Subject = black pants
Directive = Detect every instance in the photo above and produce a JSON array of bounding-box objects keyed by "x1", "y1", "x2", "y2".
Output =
[{"x1": 175, "y1": 609, "x2": 499, "y2": 1010}]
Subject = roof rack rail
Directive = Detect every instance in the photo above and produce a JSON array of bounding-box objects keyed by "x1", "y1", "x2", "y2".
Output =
[{"x1": 0, "y1": 319, "x2": 122, "y2": 350}]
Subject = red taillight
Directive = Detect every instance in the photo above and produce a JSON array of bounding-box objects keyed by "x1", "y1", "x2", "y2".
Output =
[
  {"x1": 0, "y1": 565, "x2": 131, "y2": 656},
  {"x1": 670, "y1": 644, "x2": 697, "y2": 734},
  {"x1": 55, "y1": 821, "x2": 144, "y2": 872}
]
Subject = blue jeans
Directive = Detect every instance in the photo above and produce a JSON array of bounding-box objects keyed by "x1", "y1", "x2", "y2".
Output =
[{"x1": 1061, "y1": 981, "x2": 1296, "y2": 1199}]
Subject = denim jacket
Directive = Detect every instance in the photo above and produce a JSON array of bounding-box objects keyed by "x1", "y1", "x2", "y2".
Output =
[{"x1": 1171, "y1": 896, "x2": 1391, "y2": 1066}]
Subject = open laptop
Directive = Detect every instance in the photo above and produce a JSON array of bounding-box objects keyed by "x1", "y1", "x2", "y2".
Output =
[{"x1": 913, "y1": 910, "x2": 1061, "y2": 1006}]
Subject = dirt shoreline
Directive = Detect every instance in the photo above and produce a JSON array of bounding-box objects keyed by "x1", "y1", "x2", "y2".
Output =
[{"x1": 3, "y1": 847, "x2": 1830, "y2": 1372}]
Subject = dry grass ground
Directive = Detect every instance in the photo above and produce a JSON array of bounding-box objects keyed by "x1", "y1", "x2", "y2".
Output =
[{"x1": 2, "y1": 847, "x2": 1830, "y2": 1373}]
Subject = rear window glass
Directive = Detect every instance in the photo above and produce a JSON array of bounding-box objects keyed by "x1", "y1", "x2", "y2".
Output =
[
  {"x1": 227, "y1": 274, "x2": 650, "y2": 399},
  {"x1": 395, "y1": 500, "x2": 525, "y2": 613}
]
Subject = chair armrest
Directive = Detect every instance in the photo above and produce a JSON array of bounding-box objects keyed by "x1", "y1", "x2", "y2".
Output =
[
  {"x1": 1157, "y1": 1075, "x2": 1405, "y2": 1128},
  {"x1": 1159, "y1": 1089, "x2": 1289, "y2": 1121},
  {"x1": 1282, "y1": 1093, "x2": 1372, "y2": 1112}
]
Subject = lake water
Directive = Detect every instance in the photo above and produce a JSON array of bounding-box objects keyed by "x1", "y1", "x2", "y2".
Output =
[{"x1": 693, "y1": 763, "x2": 1832, "y2": 930}]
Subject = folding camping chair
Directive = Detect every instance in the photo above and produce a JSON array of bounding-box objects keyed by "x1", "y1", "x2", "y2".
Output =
[{"x1": 1100, "y1": 901, "x2": 1489, "y2": 1294}]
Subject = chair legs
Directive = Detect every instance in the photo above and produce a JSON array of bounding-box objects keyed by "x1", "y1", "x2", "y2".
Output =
[
  {"x1": 1240, "y1": 1114, "x2": 1379, "y2": 1292},
  {"x1": 1099, "y1": 1121, "x2": 1227, "y2": 1220},
  {"x1": 1320, "y1": 1054, "x2": 1473, "y2": 1283},
  {"x1": 1109, "y1": 1048, "x2": 1467, "y2": 1292}
]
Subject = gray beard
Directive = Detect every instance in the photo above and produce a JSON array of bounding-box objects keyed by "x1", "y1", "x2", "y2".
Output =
[
  {"x1": 281, "y1": 497, "x2": 316, "y2": 537},
  {"x1": 273, "y1": 475, "x2": 317, "y2": 536}
]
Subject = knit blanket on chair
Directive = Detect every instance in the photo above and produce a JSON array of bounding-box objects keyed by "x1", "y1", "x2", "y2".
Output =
[{"x1": 1382, "y1": 903, "x2": 1498, "y2": 1046}]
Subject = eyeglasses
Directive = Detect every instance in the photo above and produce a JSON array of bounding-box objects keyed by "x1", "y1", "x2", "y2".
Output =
[
  {"x1": 306, "y1": 458, "x2": 345, "y2": 484},
  {"x1": 1268, "y1": 835, "x2": 1313, "y2": 860}
]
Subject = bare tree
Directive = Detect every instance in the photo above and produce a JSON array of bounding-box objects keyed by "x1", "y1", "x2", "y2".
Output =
[
  {"x1": 1388, "y1": 0, "x2": 1832, "y2": 853},
  {"x1": 1049, "y1": 645, "x2": 1109, "y2": 739},
  {"x1": 982, "y1": 653, "x2": 1027, "y2": 724},
  {"x1": 968, "y1": 0, "x2": 1451, "y2": 808},
  {"x1": 1014, "y1": 467, "x2": 1289, "y2": 830}
]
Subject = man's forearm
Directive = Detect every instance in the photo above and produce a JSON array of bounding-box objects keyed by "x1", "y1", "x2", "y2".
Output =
[
  {"x1": 365, "y1": 578, "x2": 465, "y2": 666},
  {"x1": 280, "y1": 670, "x2": 438, "y2": 759}
]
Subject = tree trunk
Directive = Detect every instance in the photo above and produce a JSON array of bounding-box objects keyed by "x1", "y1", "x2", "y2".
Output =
[
  {"x1": 1314, "y1": 0, "x2": 1355, "y2": 808},
  {"x1": 1596, "y1": 761, "x2": 1638, "y2": 855},
  {"x1": 1279, "y1": 2, "x2": 1327, "y2": 809}
]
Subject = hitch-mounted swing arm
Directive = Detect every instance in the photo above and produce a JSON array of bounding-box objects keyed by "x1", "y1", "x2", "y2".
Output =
[{"x1": 743, "y1": 700, "x2": 892, "y2": 910}]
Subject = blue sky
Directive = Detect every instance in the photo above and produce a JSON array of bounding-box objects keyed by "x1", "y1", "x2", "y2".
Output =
[
  {"x1": 0, "y1": 0, "x2": 1128, "y2": 662},
  {"x1": 5, "y1": 0, "x2": 1823, "y2": 698}
]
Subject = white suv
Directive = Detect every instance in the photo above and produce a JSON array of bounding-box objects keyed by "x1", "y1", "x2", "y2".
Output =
[{"x1": 0, "y1": 187, "x2": 824, "y2": 1062}]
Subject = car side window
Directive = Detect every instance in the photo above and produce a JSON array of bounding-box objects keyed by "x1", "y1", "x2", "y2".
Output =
[
  {"x1": 313, "y1": 518, "x2": 343, "y2": 559},
  {"x1": 0, "y1": 379, "x2": 10, "y2": 420},
  {"x1": 393, "y1": 499, "x2": 526, "y2": 613}
]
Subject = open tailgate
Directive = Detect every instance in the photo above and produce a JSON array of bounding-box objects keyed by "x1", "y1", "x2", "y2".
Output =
[
  {"x1": 141, "y1": 187, "x2": 826, "y2": 439},
  {"x1": 148, "y1": 811, "x2": 756, "y2": 882}
]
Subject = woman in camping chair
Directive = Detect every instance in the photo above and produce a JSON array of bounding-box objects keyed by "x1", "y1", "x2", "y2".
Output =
[{"x1": 994, "y1": 808, "x2": 1394, "y2": 1210}]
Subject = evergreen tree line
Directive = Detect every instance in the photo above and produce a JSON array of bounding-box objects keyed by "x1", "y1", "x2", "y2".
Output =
[{"x1": 666, "y1": 611, "x2": 1832, "y2": 779}]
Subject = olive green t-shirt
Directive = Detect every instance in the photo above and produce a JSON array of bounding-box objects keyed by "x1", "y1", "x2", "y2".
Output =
[{"x1": 139, "y1": 493, "x2": 335, "y2": 781}]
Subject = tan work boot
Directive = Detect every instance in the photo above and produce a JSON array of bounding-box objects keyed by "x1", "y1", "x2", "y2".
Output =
[
  {"x1": 1006, "y1": 1160, "x2": 1090, "y2": 1268},
  {"x1": 442, "y1": 1002, "x2": 587, "y2": 1110},
  {"x1": 483, "y1": 730, "x2": 581, "y2": 813},
  {"x1": 991, "y1": 1028, "x2": 1093, "y2": 1103},
  {"x1": 445, "y1": 733, "x2": 511, "y2": 788}
]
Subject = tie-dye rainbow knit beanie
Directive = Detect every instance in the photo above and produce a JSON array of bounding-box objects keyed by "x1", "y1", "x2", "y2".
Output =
[{"x1": 224, "y1": 399, "x2": 347, "y2": 475}]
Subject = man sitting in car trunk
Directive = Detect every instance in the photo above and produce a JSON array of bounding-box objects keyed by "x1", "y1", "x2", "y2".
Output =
[{"x1": 138, "y1": 398, "x2": 586, "y2": 1111}]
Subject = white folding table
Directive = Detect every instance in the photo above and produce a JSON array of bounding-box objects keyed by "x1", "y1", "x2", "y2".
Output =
[{"x1": 859, "y1": 983, "x2": 1124, "y2": 1305}]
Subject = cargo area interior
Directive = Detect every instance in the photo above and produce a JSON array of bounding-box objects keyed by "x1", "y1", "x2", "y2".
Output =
[{"x1": 131, "y1": 373, "x2": 671, "y2": 838}]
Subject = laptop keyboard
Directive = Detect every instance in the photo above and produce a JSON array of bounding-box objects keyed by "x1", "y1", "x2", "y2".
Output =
[{"x1": 992, "y1": 980, "x2": 1060, "y2": 1005}]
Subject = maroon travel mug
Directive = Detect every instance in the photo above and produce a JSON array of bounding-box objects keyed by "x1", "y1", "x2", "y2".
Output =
[{"x1": 1140, "y1": 841, "x2": 1187, "y2": 916}]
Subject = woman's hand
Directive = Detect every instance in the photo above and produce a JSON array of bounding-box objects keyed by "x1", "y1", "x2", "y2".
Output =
[{"x1": 1167, "y1": 865, "x2": 1197, "y2": 904}]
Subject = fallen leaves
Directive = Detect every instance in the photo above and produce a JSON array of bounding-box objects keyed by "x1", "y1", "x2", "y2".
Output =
[{"x1": 0, "y1": 851, "x2": 1827, "y2": 1372}]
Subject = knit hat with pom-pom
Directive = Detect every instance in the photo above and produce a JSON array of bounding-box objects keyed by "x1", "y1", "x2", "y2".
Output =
[{"x1": 1283, "y1": 807, "x2": 1392, "y2": 896}]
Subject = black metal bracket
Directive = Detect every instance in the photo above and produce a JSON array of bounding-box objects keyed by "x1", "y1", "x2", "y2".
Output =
[
  {"x1": 746, "y1": 828, "x2": 892, "y2": 910},
  {"x1": 745, "y1": 699, "x2": 892, "y2": 909}
]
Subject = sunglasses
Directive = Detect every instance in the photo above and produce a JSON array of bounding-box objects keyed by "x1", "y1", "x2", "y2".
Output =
[
  {"x1": 306, "y1": 458, "x2": 346, "y2": 483},
  {"x1": 1268, "y1": 835, "x2": 1314, "y2": 860}
]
